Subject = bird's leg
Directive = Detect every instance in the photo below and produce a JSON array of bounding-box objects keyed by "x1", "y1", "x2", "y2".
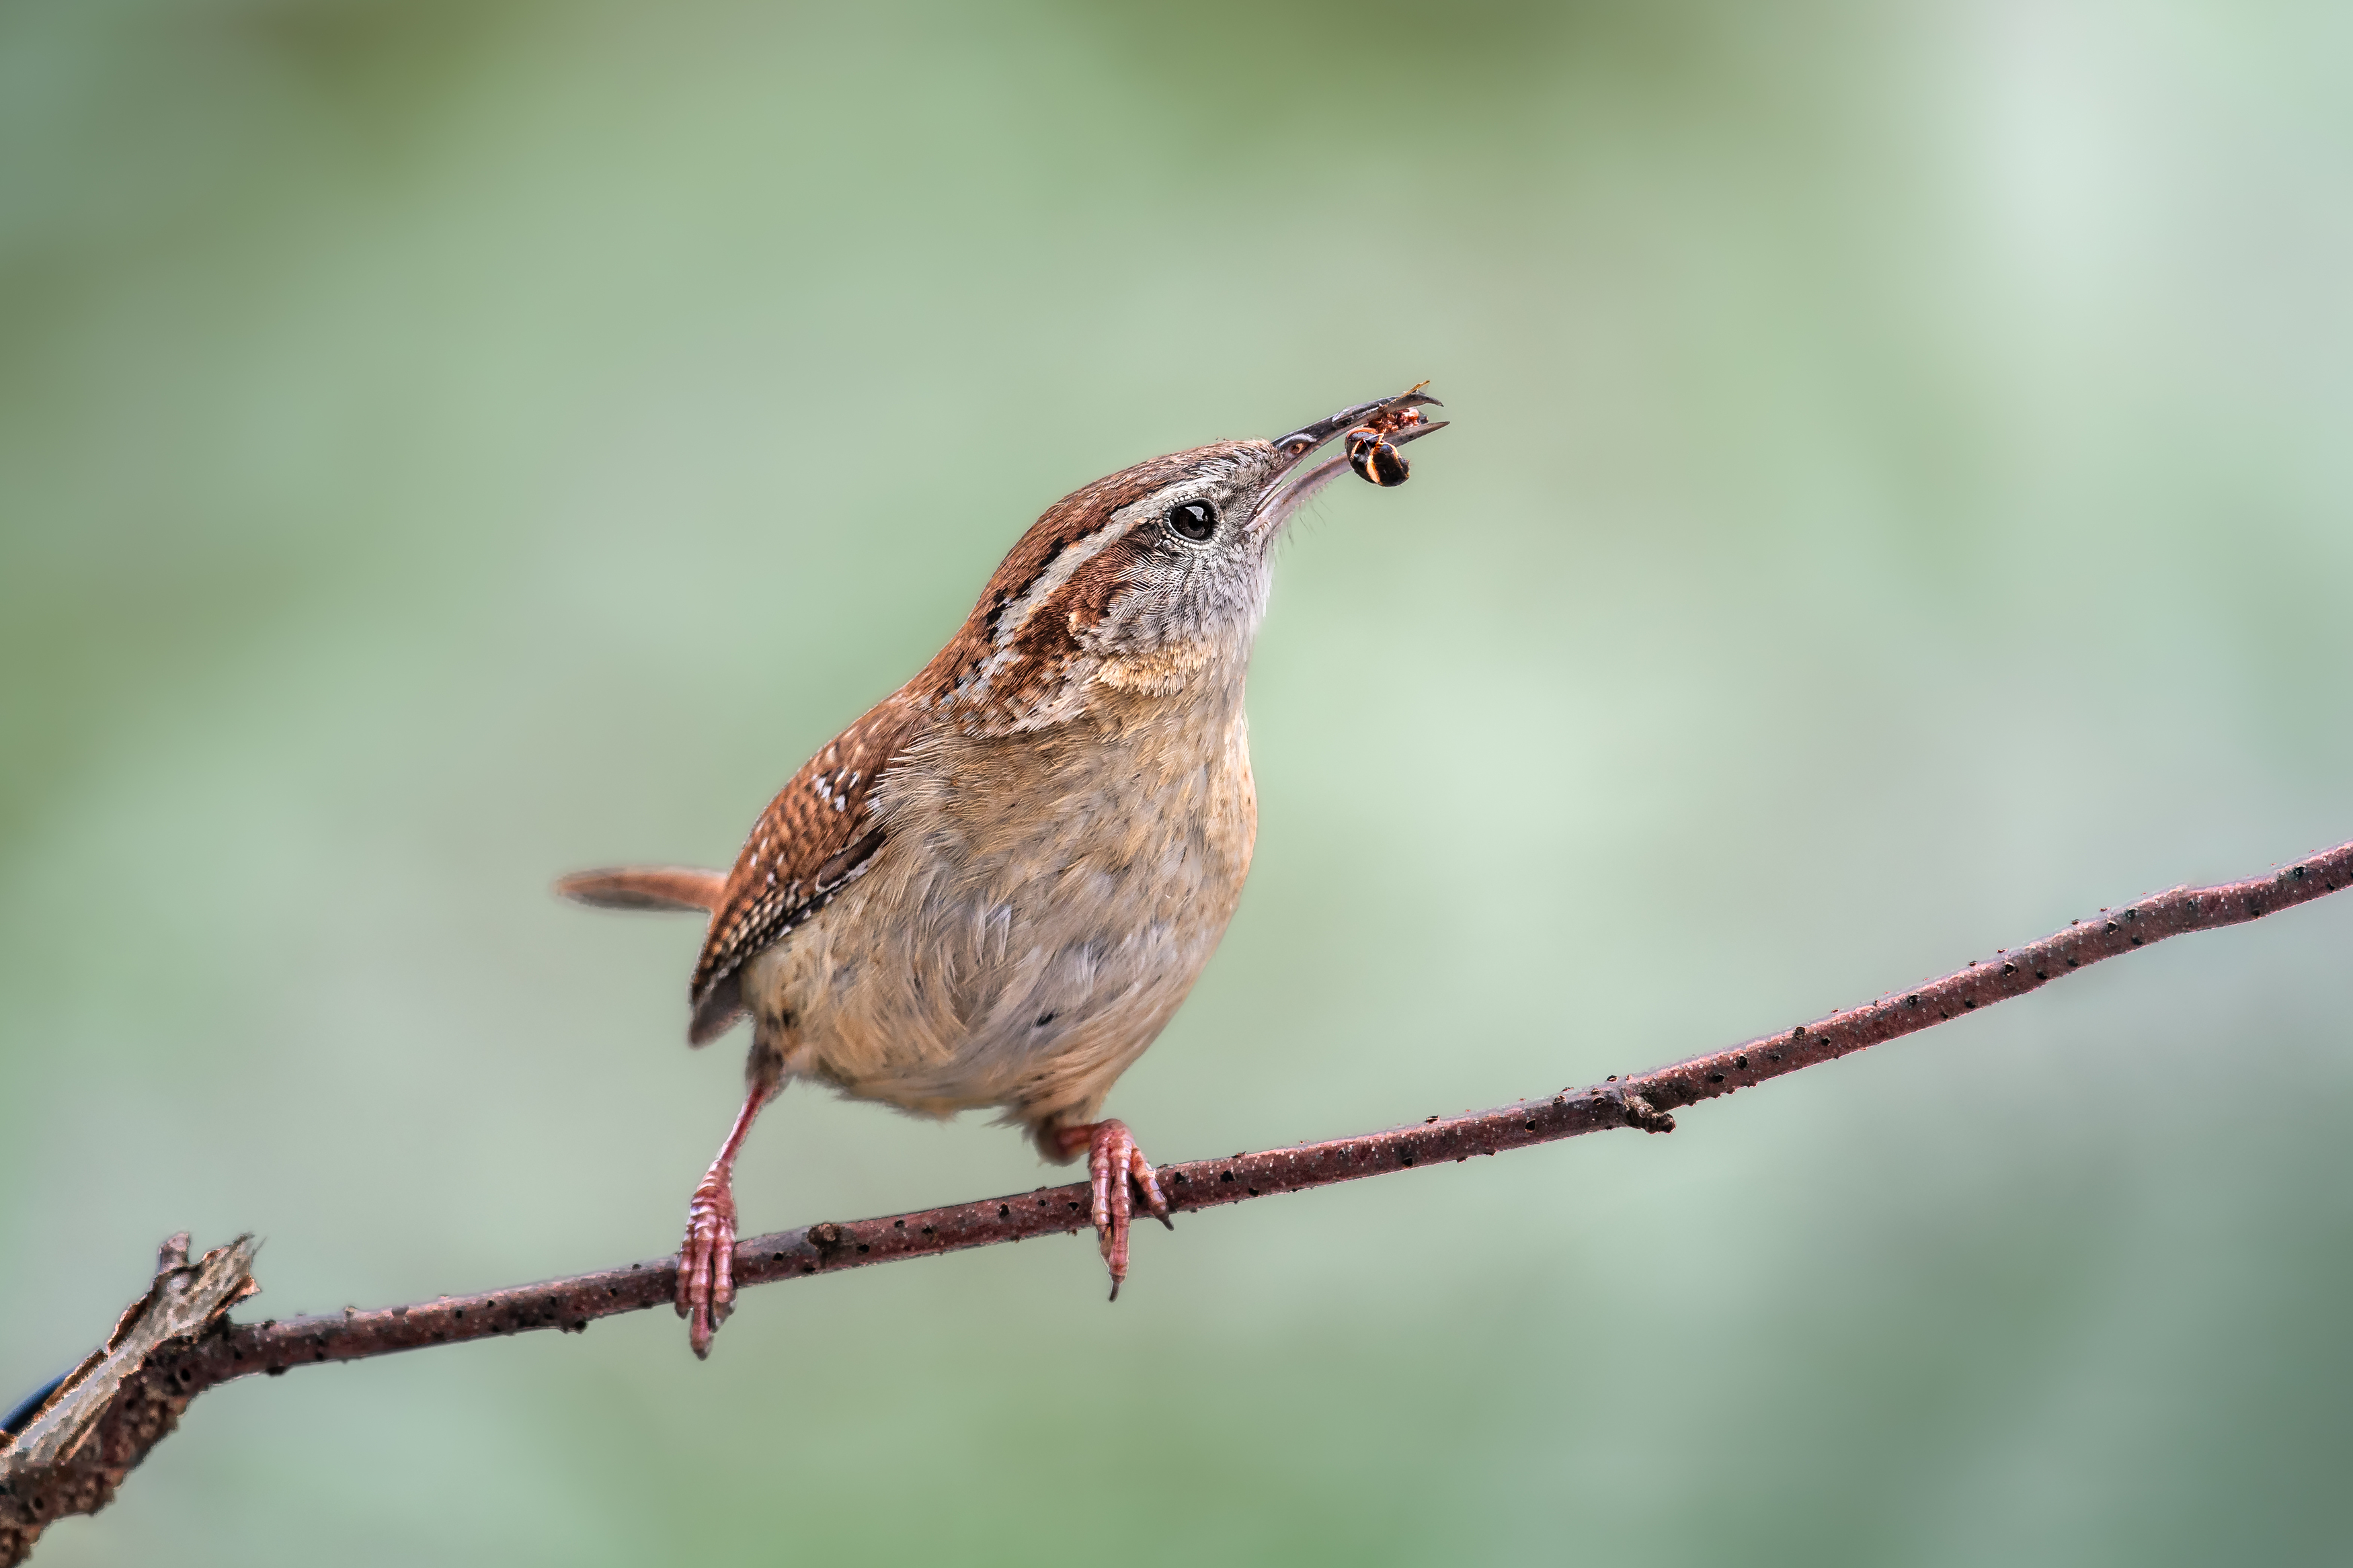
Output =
[
  {"x1": 678, "y1": 1063, "x2": 779, "y2": 1358},
  {"x1": 1051, "y1": 1119, "x2": 1171, "y2": 1301}
]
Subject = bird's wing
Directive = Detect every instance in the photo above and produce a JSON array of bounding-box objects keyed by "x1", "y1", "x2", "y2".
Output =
[{"x1": 686, "y1": 692, "x2": 928, "y2": 1044}]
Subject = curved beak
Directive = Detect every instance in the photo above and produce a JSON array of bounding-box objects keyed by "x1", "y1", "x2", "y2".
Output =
[{"x1": 1250, "y1": 382, "x2": 1448, "y2": 538}]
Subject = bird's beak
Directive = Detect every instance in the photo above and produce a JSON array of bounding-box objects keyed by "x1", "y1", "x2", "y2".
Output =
[
  {"x1": 1270, "y1": 384, "x2": 1443, "y2": 462},
  {"x1": 1251, "y1": 382, "x2": 1448, "y2": 538}
]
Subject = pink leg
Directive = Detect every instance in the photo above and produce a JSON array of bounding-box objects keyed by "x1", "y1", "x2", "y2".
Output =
[
  {"x1": 1051, "y1": 1119, "x2": 1172, "y2": 1301},
  {"x1": 678, "y1": 1080, "x2": 773, "y2": 1358}
]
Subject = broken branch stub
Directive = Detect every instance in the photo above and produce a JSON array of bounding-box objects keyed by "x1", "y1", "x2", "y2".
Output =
[{"x1": 0, "y1": 1235, "x2": 261, "y2": 1567}]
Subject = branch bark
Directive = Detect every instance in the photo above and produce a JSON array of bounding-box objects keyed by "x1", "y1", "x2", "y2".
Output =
[
  {"x1": 5, "y1": 835, "x2": 2350, "y2": 1563},
  {"x1": 0, "y1": 1237, "x2": 258, "y2": 1563}
]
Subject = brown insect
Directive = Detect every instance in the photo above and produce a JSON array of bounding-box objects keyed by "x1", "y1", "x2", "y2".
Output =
[{"x1": 1344, "y1": 386, "x2": 1431, "y2": 487}]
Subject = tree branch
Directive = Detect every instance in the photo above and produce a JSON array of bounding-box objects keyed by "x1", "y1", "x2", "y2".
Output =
[
  {"x1": 0, "y1": 1238, "x2": 258, "y2": 1563},
  {"x1": 5, "y1": 835, "x2": 2350, "y2": 1563}
]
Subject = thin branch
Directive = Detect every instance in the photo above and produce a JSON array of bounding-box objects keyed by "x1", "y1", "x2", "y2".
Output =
[{"x1": 4, "y1": 835, "x2": 2350, "y2": 1564}]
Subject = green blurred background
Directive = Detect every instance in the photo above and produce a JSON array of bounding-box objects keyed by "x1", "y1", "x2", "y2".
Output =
[{"x1": 4, "y1": 1, "x2": 2350, "y2": 1563}]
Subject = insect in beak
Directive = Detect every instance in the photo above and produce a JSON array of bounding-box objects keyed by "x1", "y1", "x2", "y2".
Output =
[{"x1": 1252, "y1": 383, "x2": 1448, "y2": 536}]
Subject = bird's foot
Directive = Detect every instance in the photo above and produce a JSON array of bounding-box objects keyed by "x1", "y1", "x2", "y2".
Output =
[
  {"x1": 676, "y1": 1173, "x2": 739, "y2": 1358},
  {"x1": 1054, "y1": 1119, "x2": 1170, "y2": 1301}
]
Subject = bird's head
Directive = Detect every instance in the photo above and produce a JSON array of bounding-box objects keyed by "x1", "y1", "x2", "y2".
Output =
[{"x1": 918, "y1": 384, "x2": 1445, "y2": 732}]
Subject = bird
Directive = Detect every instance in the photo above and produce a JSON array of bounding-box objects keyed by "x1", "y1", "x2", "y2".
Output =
[{"x1": 558, "y1": 384, "x2": 1447, "y2": 1356}]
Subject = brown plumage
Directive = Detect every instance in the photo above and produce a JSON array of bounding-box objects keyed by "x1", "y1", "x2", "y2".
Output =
[
  {"x1": 554, "y1": 866, "x2": 724, "y2": 914},
  {"x1": 684, "y1": 701, "x2": 918, "y2": 1044},
  {"x1": 560, "y1": 386, "x2": 1445, "y2": 1356}
]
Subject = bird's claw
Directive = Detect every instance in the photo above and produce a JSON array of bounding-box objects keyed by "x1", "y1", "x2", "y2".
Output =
[
  {"x1": 1079, "y1": 1119, "x2": 1168, "y2": 1301},
  {"x1": 677, "y1": 1174, "x2": 738, "y2": 1359}
]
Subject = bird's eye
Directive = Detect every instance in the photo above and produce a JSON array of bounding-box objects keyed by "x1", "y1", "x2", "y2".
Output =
[{"x1": 1166, "y1": 499, "x2": 1218, "y2": 542}]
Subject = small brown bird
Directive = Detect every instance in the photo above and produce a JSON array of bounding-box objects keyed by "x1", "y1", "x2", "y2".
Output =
[{"x1": 559, "y1": 385, "x2": 1446, "y2": 1356}]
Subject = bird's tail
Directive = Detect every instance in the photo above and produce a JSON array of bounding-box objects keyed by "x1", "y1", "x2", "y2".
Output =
[{"x1": 554, "y1": 866, "x2": 725, "y2": 913}]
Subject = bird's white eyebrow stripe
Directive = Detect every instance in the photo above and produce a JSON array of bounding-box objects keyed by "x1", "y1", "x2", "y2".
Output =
[{"x1": 992, "y1": 513, "x2": 1134, "y2": 647}]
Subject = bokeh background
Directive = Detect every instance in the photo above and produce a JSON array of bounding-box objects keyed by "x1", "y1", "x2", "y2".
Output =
[{"x1": 5, "y1": 1, "x2": 2350, "y2": 1563}]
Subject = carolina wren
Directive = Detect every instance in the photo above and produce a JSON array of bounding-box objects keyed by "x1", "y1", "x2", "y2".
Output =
[{"x1": 559, "y1": 385, "x2": 1447, "y2": 1356}]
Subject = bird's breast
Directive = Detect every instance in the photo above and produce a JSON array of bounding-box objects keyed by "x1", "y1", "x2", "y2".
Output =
[{"x1": 744, "y1": 692, "x2": 1257, "y2": 1128}]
